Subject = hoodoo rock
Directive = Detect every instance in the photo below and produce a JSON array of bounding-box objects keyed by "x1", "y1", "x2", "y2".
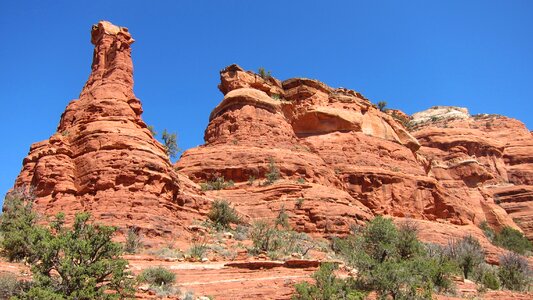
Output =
[{"x1": 14, "y1": 21, "x2": 206, "y2": 240}]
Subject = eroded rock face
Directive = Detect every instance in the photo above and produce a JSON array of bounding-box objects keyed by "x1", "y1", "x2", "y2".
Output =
[
  {"x1": 177, "y1": 65, "x2": 531, "y2": 235},
  {"x1": 14, "y1": 21, "x2": 206, "y2": 240},
  {"x1": 411, "y1": 109, "x2": 533, "y2": 237}
]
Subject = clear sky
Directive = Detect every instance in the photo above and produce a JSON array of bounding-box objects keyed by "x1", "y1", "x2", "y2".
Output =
[{"x1": 1, "y1": 0, "x2": 532, "y2": 202}]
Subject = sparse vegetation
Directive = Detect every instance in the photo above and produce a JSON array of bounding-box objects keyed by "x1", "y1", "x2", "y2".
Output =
[
  {"x1": 0, "y1": 272, "x2": 24, "y2": 299},
  {"x1": 498, "y1": 252, "x2": 532, "y2": 291},
  {"x1": 377, "y1": 101, "x2": 387, "y2": 112},
  {"x1": 188, "y1": 243, "x2": 208, "y2": 260},
  {"x1": 275, "y1": 205, "x2": 290, "y2": 229},
  {"x1": 264, "y1": 158, "x2": 280, "y2": 185},
  {"x1": 296, "y1": 177, "x2": 306, "y2": 184},
  {"x1": 137, "y1": 267, "x2": 179, "y2": 298},
  {"x1": 271, "y1": 93, "x2": 281, "y2": 100},
  {"x1": 332, "y1": 217, "x2": 459, "y2": 299},
  {"x1": 444, "y1": 235, "x2": 485, "y2": 279},
  {"x1": 200, "y1": 176, "x2": 234, "y2": 191},
  {"x1": 494, "y1": 227, "x2": 532, "y2": 255},
  {"x1": 258, "y1": 67, "x2": 271, "y2": 80},
  {"x1": 124, "y1": 226, "x2": 143, "y2": 254},
  {"x1": 207, "y1": 199, "x2": 241, "y2": 230},
  {"x1": 147, "y1": 125, "x2": 157, "y2": 137},
  {"x1": 137, "y1": 266, "x2": 176, "y2": 286},
  {"x1": 292, "y1": 263, "x2": 366, "y2": 300},
  {"x1": 249, "y1": 221, "x2": 313, "y2": 258},
  {"x1": 295, "y1": 198, "x2": 305, "y2": 209},
  {"x1": 479, "y1": 222, "x2": 532, "y2": 255},
  {"x1": 161, "y1": 129, "x2": 180, "y2": 160}
]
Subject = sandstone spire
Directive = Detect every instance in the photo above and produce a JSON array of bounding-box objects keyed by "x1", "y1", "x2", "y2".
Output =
[{"x1": 14, "y1": 21, "x2": 197, "y2": 240}]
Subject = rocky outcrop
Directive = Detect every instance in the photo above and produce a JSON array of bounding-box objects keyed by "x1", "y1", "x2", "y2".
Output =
[
  {"x1": 177, "y1": 65, "x2": 528, "y2": 234},
  {"x1": 411, "y1": 109, "x2": 533, "y2": 237},
  {"x1": 14, "y1": 21, "x2": 206, "y2": 241}
]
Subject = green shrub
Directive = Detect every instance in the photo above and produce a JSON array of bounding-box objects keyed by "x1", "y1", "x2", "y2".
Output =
[
  {"x1": 137, "y1": 266, "x2": 176, "y2": 286},
  {"x1": 494, "y1": 226, "x2": 532, "y2": 255},
  {"x1": 444, "y1": 235, "x2": 485, "y2": 279},
  {"x1": 292, "y1": 263, "x2": 366, "y2": 300},
  {"x1": 207, "y1": 199, "x2": 240, "y2": 230},
  {"x1": 275, "y1": 205, "x2": 290, "y2": 229},
  {"x1": 479, "y1": 221, "x2": 496, "y2": 242},
  {"x1": 0, "y1": 272, "x2": 24, "y2": 298},
  {"x1": 424, "y1": 243, "x2": 458, "y2": 293},
  {"x1": 161, "y1": 129, "x2": 180, "y2": 160},
  {"x1": 201, "y1": 176, "x2": 234, "y2": 191},
  {"x1": 264, "y1": 158, "x2": 280, "y2": 185},
  {"x1": 332, "y1": 217, "x2": 457, "y2": 299},
  {"x1": 498, "y1": 252, "x2": 531, "y2": 291},
  {"x1": 377, "y1": 101, "x2": 387, "y2": 112},
  {"x1": 250, "y1": 221, "x2": 282, "y2": 254},
  {"x1": 17, "y1": 212, "x2": 134, "y2": 299},
  {"x1": 188, "y1": 243, "x2": 208, "y2": 259},
  {"x1": 0, "y1": 188, "x2": 42, "y2": 262},
  {"x1": 258, "y1": 67, "x2": 271, "y2": 80},
  {"x1": 147, "y1": 125, "x2": 157, "y2": 137},
  {"x1": 124, "y1": 226, "x2": 143, "y2": 254},
  {"x1": 295, "y1": 198, "x2": 305, "y2": 209},
  {"x1": 475, "y1": 264, "x2": 501, "y2": 291}
]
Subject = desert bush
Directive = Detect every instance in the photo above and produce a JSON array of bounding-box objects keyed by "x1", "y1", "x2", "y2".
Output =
[
  {"x1": 494, "y1": 226, "x2": 532, "y2": 255},
  {"x1": 249, "y1": 221, "x2": 313, "y2": 258},
  {"x1": 201, "y1": 176, "x2": 234, "y2": 191},
  {"x1": 188, "y1": 243, "x2": 208, "y2": 260},
  {"x1": 333, "y1": 217, "x2": 457, "y2": 299},
  {"x1": 444, "y1": 235, "x2": 485, "y2": 279},
  {"x1": 424, "y1": 243, "x2": 459, "y2": 293},
  {"x1": 473, "y1": 263, "x2": 500, "y2": 291},
  {"x1": 498, "y1": 252, "x2": 531, "y2": 291},
  {"x1": 207, "y1": 199, "x2": 240, "y2": 230},
  {"x1": 124, "y1": 226, "x2": 143, "y2": 254},
  {"x1": 16, "y1": 212, "x2": 134, "y2": 299},
  {"x1": 275, "y1": 205, "x2": 290, "y2": 229},
  {"x1": 233, "y1": 225, "x2": 249, "y2": 241},
  {"x1": 0, "y1": 272, "x2": 24, "y2": 298},
  {"x1": 264, "y1": 158, "x2": 280, "y2": 185},
  {"x1": 249, "y1": 220, "x2": 282, "y2": 254},
  {"x1": 292, "y1": 263, "x2": 366, "y2": 300},
  {"x1": 137, "y1": 266, "x2": 176, "y2": 286}
]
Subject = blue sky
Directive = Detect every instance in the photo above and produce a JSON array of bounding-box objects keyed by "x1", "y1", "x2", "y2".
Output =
[{"x1": 1, "y1": 0, "x2": 532, "y2": 201}]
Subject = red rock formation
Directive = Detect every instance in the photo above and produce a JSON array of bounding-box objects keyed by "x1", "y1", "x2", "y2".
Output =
[
  {"x1": 178, "y1": 65, "x2": 529, "y2": 235},
  {"x1": 411, "y1": 107, "x2": 533, "y2": 238},
  {"x1": 14, "y1": 21, "x2": 206, "y2": 241},
  {"x1": 12, "y1": 23, "x2": 532, "y2": 248}
]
